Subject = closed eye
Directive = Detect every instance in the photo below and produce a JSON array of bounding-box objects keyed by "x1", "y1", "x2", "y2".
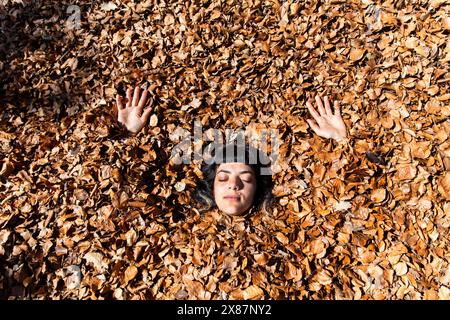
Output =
[
  {"x1": 216, "y1": 173, "x2": 254, "y2": 183},
  {"x1": 217, "y1": 174, "x2": 228, "y2": 181},
  {"x1": 241, "y1": 175, "x2": 253, "y2": 183}
]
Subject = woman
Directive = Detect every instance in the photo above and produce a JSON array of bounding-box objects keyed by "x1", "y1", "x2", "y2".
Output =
[{"x1": 114, "y1": 85, "x2": 348, "y2": 217}]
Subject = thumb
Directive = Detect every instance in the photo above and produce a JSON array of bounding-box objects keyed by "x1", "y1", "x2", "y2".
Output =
[{"x1": 141, "y1": 108, "x2": 153, "y2": 123}]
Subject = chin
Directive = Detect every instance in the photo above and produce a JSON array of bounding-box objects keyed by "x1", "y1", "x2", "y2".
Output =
[{"x1": 220, "y1": 206, "x2": 250, "y2": 216}]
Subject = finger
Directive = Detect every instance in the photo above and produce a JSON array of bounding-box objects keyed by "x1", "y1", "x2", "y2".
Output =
[
  {"x1": 333, "y1": 100, "x2": 342, "y2": 117},
  {"x1": 126, "y1": 87, "x2": 133, "y2": 108},
  {"x1": 132, "y1": 86, "x2": 140, "y2": 108},
  {"x1": 138, "y1": 89, "x2": 149, "y2": 111},
  {"x1": 324, "y1": 96, "x2": 333, "y2": 115},
  {"x1": 116, "y1": 95, "x2": 124, "y2": 110},
  {"x1": 315, "y1": 96, "x2": 326, "y2": 116},
  {"x1": 141, "y1": 107, "x2": 153, "y2": 123},
  {"x1": 306, "y1": 100, "x2": 321, "y2": 123},
  {"x1": 307, "y1": 119, "x2": 321, "y2": 134}
]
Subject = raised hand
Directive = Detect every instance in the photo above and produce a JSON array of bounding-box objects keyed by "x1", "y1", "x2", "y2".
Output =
[
  {"x1": 306, "y1": 96, "x2": 347, "y2": 141},
  {"x1": 116, "y1": 85, "x2": 153, "y2": 134}
]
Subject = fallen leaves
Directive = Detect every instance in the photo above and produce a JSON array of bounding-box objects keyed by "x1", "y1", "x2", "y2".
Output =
[
  {"x1": 438, "y1": 172, "x2": 450, "y2": 200},
  {"x1": 1, "y1": 0, "x2": 450, "y2": 301}
]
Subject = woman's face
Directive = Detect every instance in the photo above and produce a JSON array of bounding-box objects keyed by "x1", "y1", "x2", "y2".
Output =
[{"x1": 213, "y1": 162, "x2": 257, "y2": 216}]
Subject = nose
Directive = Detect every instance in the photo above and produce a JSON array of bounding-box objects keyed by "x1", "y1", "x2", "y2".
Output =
[{"x1": 228, "y1": 175, "x2": 242, "y2": 190}]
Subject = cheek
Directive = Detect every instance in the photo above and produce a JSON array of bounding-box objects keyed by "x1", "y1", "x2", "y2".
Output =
[
  {"x1": 213, "y1": 181, "x2": 223, "y2": 202},
  {"x1": 244, "y1": 183, "x2": 257, "y2": 201}
]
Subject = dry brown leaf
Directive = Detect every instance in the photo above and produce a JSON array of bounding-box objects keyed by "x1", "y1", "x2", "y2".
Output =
[
  {"x1": 242, "y1": 285, "x2": 264, "y2": 300},
  {"x1": 393, "y1": 262, "x2": 408, "y2": 276},
  {"x1": 438, "y1": 172, "x2": 450, "y2": 200},
  {"x1": 275, "y1": 232, "x2": 289, "y2": 245},
  {"x1": 396, "y1": 164, "x2": 417, "y2": 181},
  {"x1": 149, "y1": 114, "x2": 158, "y2": 127},
  {"x1": 124, "y1": 265, "x2": 138, "y2": 285},
  {"x1": 317, "y1": 269, "x2": 333, "y2": 285},
  {"x1": 411, "y1": 141, "x2": 431, "y2": 159},
  {"x1": 349, "y1": 48, "x2": 365, "y2": 61},
  {"x1": 370, "y1": 189, "x2": 386, "y2": 203},
  {"x1": 442, "y1": 16, "x2": 450, "y2": 30},
  {"x1": 84, "y1": 252, "x2": 108, "y2": 273}
]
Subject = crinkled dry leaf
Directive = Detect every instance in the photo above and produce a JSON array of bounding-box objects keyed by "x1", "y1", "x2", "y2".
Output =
[
  {"x1": 101, "y1": 2, "x2": 118, "y2": 11},
  {"x1": 349, "y1": 48, "x2": 366, "y2": 61},
  {"x1": 84, "y1": 252, "x2": 108, "y2": 273},
  {"x1": 242, "y1": 285, "x2": 264, "y2": 300},
  {"x1": 370, "y1": 189, "x2": 386, "y2": 203},
  {"x1": 393, "y1": 262, "x2": 408, "y2": 276},
  {"x1": 124, "y1": 265, "x2": 138, "y2": 285}
]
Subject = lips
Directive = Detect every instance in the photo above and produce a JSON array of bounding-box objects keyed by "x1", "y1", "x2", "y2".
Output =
[{"x1": 224, "y1": 196, "x2": 240, "y2": 201}]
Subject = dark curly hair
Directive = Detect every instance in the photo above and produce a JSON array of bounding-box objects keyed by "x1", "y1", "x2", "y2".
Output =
[{"x1": 193, "y1": 142, "x2": 274, "y2": 215}]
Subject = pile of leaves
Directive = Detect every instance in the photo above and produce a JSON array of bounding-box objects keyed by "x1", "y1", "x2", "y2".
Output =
[{"x1": 1, "y1": 0, "x2": 449, "y2": 299}]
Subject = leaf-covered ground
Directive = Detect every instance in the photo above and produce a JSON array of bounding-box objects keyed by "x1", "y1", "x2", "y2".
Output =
[{"x1": 1, "y1": 0, "x2": 450, "y2": 299}]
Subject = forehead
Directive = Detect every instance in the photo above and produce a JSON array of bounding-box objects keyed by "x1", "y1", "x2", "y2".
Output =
[{"x1": 216, "y1": 162, "x2": 255, "y2": 174}]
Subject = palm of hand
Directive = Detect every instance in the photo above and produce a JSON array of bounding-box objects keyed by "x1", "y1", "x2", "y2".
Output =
[
  {"x1": 116, "y1": 86, "x2": 153, "y2": 134},
  {"x1": 118, "y1": 107, "x2": 146, "y2": 133},
  {"x1": 312, "y1": 113, "x2": 347, "y2": 140}
]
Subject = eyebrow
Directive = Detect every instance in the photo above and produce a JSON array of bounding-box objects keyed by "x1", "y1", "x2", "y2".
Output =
[{"x1": 216, "y1": 170, "x2": 254, "y2": 175}]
